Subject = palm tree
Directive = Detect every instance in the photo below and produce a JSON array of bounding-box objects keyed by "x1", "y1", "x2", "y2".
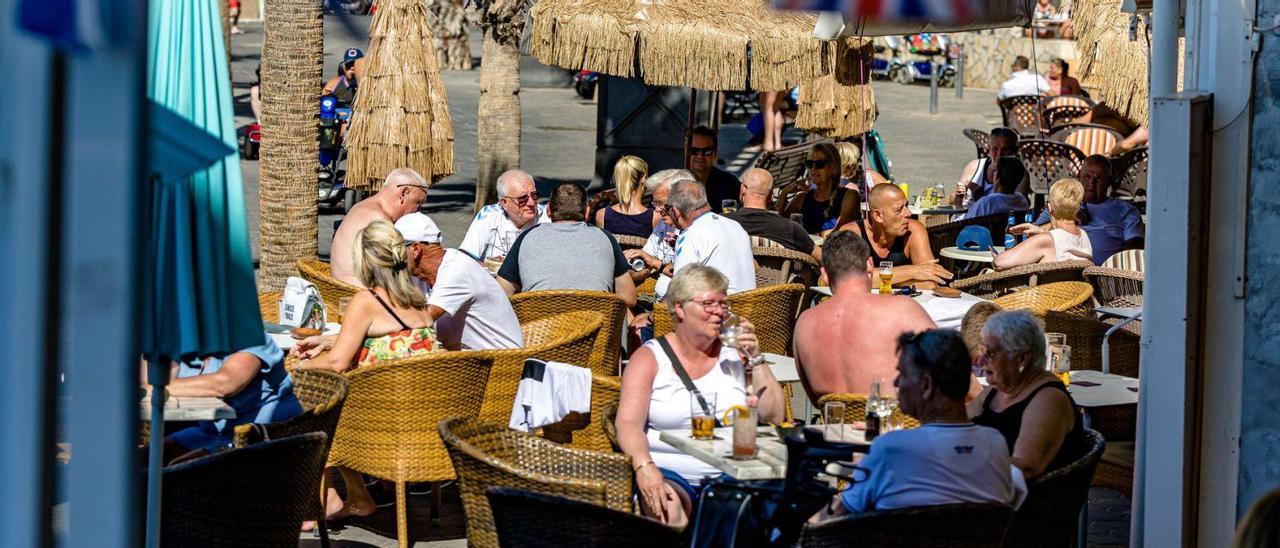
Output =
[
  {"x1": 258, "y1": 0, "x2": 323, "y2": 290},
  {"x1": 430, "y1": 0, "x2": 473, "y2": 70},
  {"x1": 474, "y1": 0, "x2": 525, "y2": 212}
]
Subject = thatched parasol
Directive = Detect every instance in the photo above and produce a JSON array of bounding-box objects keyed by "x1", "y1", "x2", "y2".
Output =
[
  {"x1": 795, "y1": 37, "x2": 876, "y2": 137},
  {"x1": 345, "y1": 0, "x2": 455, "y2": 189},
  {"x1": 529, "y1": 0, "x2": 829, "y2": 91},
  {"x1": 1072, "y1": 0, "x2": 1181, "y2": 126}
]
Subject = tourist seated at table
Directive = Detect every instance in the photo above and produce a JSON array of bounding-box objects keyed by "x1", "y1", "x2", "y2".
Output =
[
  {"x1": 838, "y1": 184, "x2": 953, "y2": 287},
  {"x1": 394, "y1": 213, "x2": 523, "y2": 350},
  {"x1": 1015, "y1": 155, "x2": 1144, "y2": 265},
  {"x1": 794, "y1": 231, "x2": 935, "y2": 404},
  {"x1": 330, "y1": 168, "x2": 430, "y2": 286},
  {"x1": 459, "y1": 169, "x2": 550, "y2": 263},
  {"x1": 497, "y1": 182, "x2": 637, "y2": 306},
  {"x1": 1047, "y1": 58, "x2": 1085, "y2": 97},
  {"x1": 616, "y1": 265, "x2": 786, "y2": 526},
  {"x1": 668, "y1": 180, "x2": 757, "y2": 297},
  {"x1": 156, "y1": 335, "x2": 302, "y2": 464},
  {"x1": 595, "y1": 155, "x2": 658, "y2": 238},
  {"x1": 814, "y1": 329, "x2": 1026, "y2": 520},
  {"x1": 687, "y1": 126, "x2": 740, "y2": 213},
  {"x1": 777, "y1": 142, "x2": 861, "y2": 235},
  {"x1": 835, "y1": 141, "x2": 888, "y2": 195},
  {"x1": 994, "y1": 178, "x2": 1092, "y2": 269},
  {"x1": 970, "y1": 310, "x2": 1087, "y2": 479},
  {"x1": 997, "y1": 55, "x2": 1050, "y2": 101},
  {"x1": 953, "y1": 128, "x2": 1030, "y2": 206},
  {"x1": 962, "y1": 157, "x2": 1030, "y2": 221},
  {"x1": 725, "y1": 168, "x2": 818, "y2": 260}
]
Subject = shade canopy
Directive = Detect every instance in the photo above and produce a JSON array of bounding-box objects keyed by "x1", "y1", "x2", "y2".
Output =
[
  {"x1": 529, "y1": 0, "x2": 831, "y2": 91},
  {"x1": 1072, "y1": 0, "x2": 1173, "y2": 126},
  {"x1": 795, "y1": 37, "x2": 876, "y2": 137},
  {"x1": 786, "y1": 2, "x2": 1032, "y2": 38}
]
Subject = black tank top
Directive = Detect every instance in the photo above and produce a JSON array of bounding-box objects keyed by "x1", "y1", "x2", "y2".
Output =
[
  {"x1": 799, "y1": 186, "x2": 857, "y2": 234},
  {"x1": 603, "y1": 206, "x2": 654, "y2": 238},
  {"x1": 973, "y1": 381, "x2": 1087, "y2": 472},
  {"x1": 859, "y1": 219, "x2": 911, "y2": 266}
]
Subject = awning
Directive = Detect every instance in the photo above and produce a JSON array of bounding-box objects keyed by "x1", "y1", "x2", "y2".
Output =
[{"x1": 775, "y1": 1, "x2": 1032, "y2": 38}]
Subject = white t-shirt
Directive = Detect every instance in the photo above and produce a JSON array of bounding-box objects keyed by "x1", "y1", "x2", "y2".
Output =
[
  {"x1": 997, "y1": 70, "x2": 1051, "y2": 100},
  {"x1": 458, "y1": 204, "x2": 551, "y2": 261},
  {"x1": 643, "y1": 221, "x2": 680, "y2": 299},
  {"x1": 671, "y1": 212, "x2": 757, "y2": 297},
  {"x1": 427, "y1": 249, "x2": 524, "y2": 350},
  {"x1": 1049, "y1": 227, "x2": 1094, "y2": 262},
  {"x1": 841, "y1": 423, "x2": 1027, "y2": 514}
]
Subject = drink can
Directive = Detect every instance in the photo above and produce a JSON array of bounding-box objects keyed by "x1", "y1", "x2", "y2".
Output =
[{"x1": 630, "y1": 257, "x2": 646, "y2": 271}]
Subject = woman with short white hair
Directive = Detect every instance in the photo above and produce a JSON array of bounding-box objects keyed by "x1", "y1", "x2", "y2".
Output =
[
  {"x1": 994, "y1": 177, "x2": 1093, "y2": 270},
  {"x1": 969, "y1": 310, "x2": 1087, "y2": 478}
]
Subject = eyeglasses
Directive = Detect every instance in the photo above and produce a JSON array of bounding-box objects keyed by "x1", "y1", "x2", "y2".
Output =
[
  {"x1": 804, "y1": 159, "x2": 830, "y2": 169},
  {"x1": 653, "y1": 202, "x2": 669, "y2": 213},
  {"x1": 398, "y1": 183, "x2": 429, "y2": 194},
  {"x1": 684, "y1": 299, "x2": 730, "y2": 314},
  {"x1": 690, "y1": 147, "x2": 716, "y2": 157},
  {"x1": 502, "y1": 192, "x2": 538, "y2": 205}
]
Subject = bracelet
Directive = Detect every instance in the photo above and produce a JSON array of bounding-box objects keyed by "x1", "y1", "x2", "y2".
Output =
[{"x1": 634, "y1": 460, "x2": 655, "y2": 473}]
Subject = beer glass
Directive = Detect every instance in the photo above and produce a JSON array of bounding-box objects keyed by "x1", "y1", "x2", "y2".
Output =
[
  {"x1": 1046, "y1": 333, "x2": 1071, "y2": 385},
  {"x1": 730, "y1": 406, "x2": 757, "y2": 459},
  {"x1": 690, "y1": 392, "x2": 717, "y2": 440},
  {"x1": 823, "y1": 401, "x2": 846, "y2": 441},
  {"x1": 878, "y1": 261, "x2": 894, "y2": 295},
  {"x1": 721, "y1": 199, "x2": 739, "y2": 214}
]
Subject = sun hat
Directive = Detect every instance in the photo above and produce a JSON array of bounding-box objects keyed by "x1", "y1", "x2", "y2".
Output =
[
  {"x1": 956, "y1": 225, "x2": 993, "y2": 252},
  {"x1": 394, "y1": 212, "x2": 442, "y2": 245}
]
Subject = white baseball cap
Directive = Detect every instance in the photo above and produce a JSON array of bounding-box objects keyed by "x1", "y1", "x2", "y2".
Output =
[{"x1": 394, "y1": 212, "x2": 442, "y2": 244}]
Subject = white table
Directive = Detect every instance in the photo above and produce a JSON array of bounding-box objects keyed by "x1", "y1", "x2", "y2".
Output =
[
  {"x1": 659, "y1": 425, "x2": 867, "y2": 480},
  {"x1": 139, "y1": 395, "x2": 236, "y2": 421},
  {"x1": 807, "y1": 287, "x2": 987, "y2": 330},
  {"x1": 1067, "y1": 370, "x2": 1139, "y2": 408},
  {"x1": 940, "y1": 246, "x2": 1003, "y2": 263},
  {"x1": 266, "y1": 321, "x2": 341, "y2": 350}
]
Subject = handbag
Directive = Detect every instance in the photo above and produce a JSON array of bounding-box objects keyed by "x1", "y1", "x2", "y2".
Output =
[{"x1": 278, "y1": 276, "x2": 327, "y2": 328}]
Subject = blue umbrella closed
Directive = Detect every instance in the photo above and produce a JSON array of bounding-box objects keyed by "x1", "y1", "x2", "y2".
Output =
[{"x1": 143, "y1": 0, "x2": 262, "y2": 545}]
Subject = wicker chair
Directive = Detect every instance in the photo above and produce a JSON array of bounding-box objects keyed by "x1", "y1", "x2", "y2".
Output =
[
  {"x1": 753, "y1": 245, "x2": 821, "y2": 287},
  {"x1": 481, "y1": 311, "x2": 603, "y2": 423},
  {"x1": 613, "y1": 234, "x2": 648, "y2": 251},
  {"x1": 999, "y1": 95, "x2": 1045, "y2": 138},
  {"x1": 815, "y1": 393, "x2": 921, "y2": 430},
  {"x1": 1099, "y1": 248, "x2": 1144, "y2": 272},
  {"x1": 258, "y1": 291, "x2": 283, "y2": 322},
  {"x1": 1049, "y1": 123, "x2": 1122, "y2": 158},
  {"x1": 439, "y1": 417, "x2": 635, "y2": 548},
  {"x1": 652, "y1": 284, "x2": 805, "y2": 356},
  {"x1": 1093, "y1": 441, "x2": 1135, "y2": 497},
  {"x1": 1004, "y1": 429, "x2": 1106, "y2": 548},
  {"x1": 328, "y1": 351, "x2": 494, "y2": 548},
  {"x1": 1042, "y1": 310, "x2": 1140, "y2": 443},
  {"x1": 962, "y1": 128, "x2": 990, "y2": 159},
  {"x1": 161, "y1": 432, "x2": 327, "y2": 548},
  {"x1": 798, "y1": 502, "x2": 1015, "y2": 548},
  {"x1": 1041, "y1": 95, "x2": 1096, "y2": 131},
  {"x1": 926, "y1": 211, "x2": 1025, "y2": 261},
  {"x1": 951, "y1": 260, "x2": 1092, "y2": 299},
  {"x1": 488, "y1": 487, "x2": 683, "y2": 547},
  {"x1": 540, "y1": 373, "x2": 622, "y2": 452},
  {"x1": 1017, "y1": 139, "x2": 1086, "y2": 194},
  {"x1": 1083, "y1": 266, "x2": 1143, "y2": 309},
  {"x1": 991, "y1": 281, "x2": 1094, "y2": 316},
  {"x1": 509, "y1": 290, "x2": 627, "y2": 376},
  {"x1": 1111, "y1": 146, "x2": 1149, "y2": 199},
  {"x1": 296, "y1": 257, "x2": 361, "y2": 322}
]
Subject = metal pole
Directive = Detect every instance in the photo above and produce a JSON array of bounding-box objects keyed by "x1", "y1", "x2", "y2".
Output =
[
  {"x1": 929, "y1": 61, "x2": 939, "y2": 114},
  {"x1": 956, "y1": 47, "x2": 964, "y2": 99}
]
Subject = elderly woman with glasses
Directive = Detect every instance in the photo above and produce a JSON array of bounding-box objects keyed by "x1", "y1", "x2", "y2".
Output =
[
  {"x1": 969, "y1": 310, "x2": 1087, "y2": 479},
  {"x1": 776, "y1": 142, "x2": 861, "y2": 235},
  {"x1": 616, "y1": 265, "x2": 785, "y2": 526}
]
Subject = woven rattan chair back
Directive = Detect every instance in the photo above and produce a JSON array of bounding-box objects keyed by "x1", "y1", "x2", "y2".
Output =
[
  {"x1": 1017, "y1": 139, "x2": 1086, "y2": 194},
  {"x1": 991, "y1": 281, "x2": 1094, "y2": 316},
  {"x1": 613, "y1": 234, "x2": 648, "y2": 251},
  {"x1": 488, "y1": 487, "x2": 683, "y2": 547},
  {"x1": 540, "y1": 373, "x2": 622, "y2": 452},
  {"x1": 439, "y1": 417, "x2": 635, "y2": 548},
  {"x1": 926, "y1": 211, "x2": 1023, "y2": 260},
  {"x1": 233, "y1": 368, "x2": 348, "y2": 449},
  {"x1": 952, "y1": 260, "x2": 1092, "y2": 299},
  {"x1": 653, "y1": 284, "x2": 804, "y2": 356},
  {"x1": 1040, "y1": 95, "x2": 1096, "y2": 130},
  {"x1": 1005, "y1": 429, "x2": 1106, "y2": 548},
  {"x1": 999, "y1": 95, "x2": 1045, "y2": 138},
  {"x1": 480, "y1": 311, "x2": 603, "y2": 422},
  {"x1": 1099, "y1": 249, "x2": 1144, "y2": 272},
  {"x1": 962, "y1": 128, "x2": 990, "y2": 159},
  {"x1": 1083, "y1": 266, "x2": 1144, "y2": 309},
  {"x1": 258, "y1": 291, "x2": 282, "y2": 323},
  {"x1": 814, "y1": 393, "x2": 920, "y2": 429},
  {"x1": 1048, "y1": 123, "x2": 1121, "y2": 158},
  {"x1": 296, "y1": 257, "x2": 361, "y2": 322},
  {"x1": 509, "y1": 290, "x2": 627, "y2": 376},
  {"x1": 161, "y1": 432, "x2": 327, "y2": 548},
  {"x1": 798, "y1": 502, "x2": 1014, "y2": 548},
  {"x1": 753, "y1": 246, "x2": 821, "y2": 287},
  {"x1": 1111, "y1": 146, "x2": 1149, "y2": 199}
]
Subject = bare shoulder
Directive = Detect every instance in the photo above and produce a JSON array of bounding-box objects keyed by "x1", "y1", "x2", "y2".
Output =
[{"x1": 622, "y1": 345, "x2": 659, "y2": 381}]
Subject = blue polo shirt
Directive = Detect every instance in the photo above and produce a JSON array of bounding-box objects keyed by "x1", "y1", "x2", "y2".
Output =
[
  {"x1": 964, "y1": 192, "x2": 1030, "y2": 220},
  {"x1": 1036, "y1": 198, "x2": 1144, "y2": 265}
]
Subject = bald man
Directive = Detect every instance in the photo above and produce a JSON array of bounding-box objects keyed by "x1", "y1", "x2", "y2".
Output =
[
  {"x1": 331, "y1": 168, "x2": 431, "y2": 286},
  {"x1": 838, "y1": 183, "x2": 952, "y2": 287},
  {"x1": 725, "y1": 168, "x2": 818, "y2": 259}
]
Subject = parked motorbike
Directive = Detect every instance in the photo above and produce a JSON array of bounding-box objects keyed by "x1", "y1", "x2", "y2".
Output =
[
  {"x1": 316, "y1": 94, "x2": 360, "y2": 212},
  {"x1": 239, "y1": 122, "x2": 260, "y2": 160},
  {"x1": 885, "y1": 34, "x2": 958, "y2": 88},
  {"x1": 573, "y1": 70, "x2": 599, "y2": 100}
]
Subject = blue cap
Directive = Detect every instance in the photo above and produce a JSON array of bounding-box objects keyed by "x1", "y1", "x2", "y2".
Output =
[
  {"x1": 342, "y1": 48, "x2": 364, "y2": 65},
  {"x1": 956, "y1": 225, "x2": 994, "y2": 252}
]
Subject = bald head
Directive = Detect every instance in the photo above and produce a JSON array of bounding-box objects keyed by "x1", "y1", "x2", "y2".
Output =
[
  {"x1": 379, "y1": 168, "x2": 429, "y2": 219},
  {"x1": 867, "y1": 182, "x2": 909, "y2": 236},
  {"x1": 868, "y1": 182, "x2": 904, "y2": 209},
  {"x1": 739, "y1": 168, "x2": 773, "y2": 209},
  {"x1": 383, "y1": 168, "x2": 428, "y2": 190}
]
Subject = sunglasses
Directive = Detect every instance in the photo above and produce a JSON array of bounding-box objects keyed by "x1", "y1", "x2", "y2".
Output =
[
  {"x1": 690, "y1": 147, "x2": 716, "y2": 157},
  {"x1": 804, "y1": 159, "x2": 830, "y2": 169},
  {"x1": 503, "y1": 192, "x2": 538, "y2": 205}
]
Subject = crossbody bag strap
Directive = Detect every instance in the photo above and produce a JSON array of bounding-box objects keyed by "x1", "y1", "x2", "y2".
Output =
[{"x1": 656, "y1": 336, "x2": 715, "y2": 420}]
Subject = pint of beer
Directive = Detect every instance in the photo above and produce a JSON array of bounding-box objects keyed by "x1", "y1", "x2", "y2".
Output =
[{"x1": 878, "y1": 261, "x2": 894, "y2": 295}]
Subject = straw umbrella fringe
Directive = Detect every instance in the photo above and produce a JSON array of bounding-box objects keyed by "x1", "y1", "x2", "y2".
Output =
[
  {"x1": 530, "y1": 0, "x2": 826, "y2": 91},
  {"x1": 346, "y1": 0, "x2": 455, "y2": 189},
  {"x1": 796, "y1": 38, "x2": 876, "y2": 138},
  {"x1": 1072, "y1": 0, "x2": 1182, "y2": 126}
]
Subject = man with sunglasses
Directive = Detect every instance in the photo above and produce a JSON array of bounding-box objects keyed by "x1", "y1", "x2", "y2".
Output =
[
  {"x1": 686, "y1": 126, "x2": 741, "y2": 213},
  {"x1": 331, "y1": 168, "x2": 432, "y2": 286},
  {"x1": 667, "y1": 180, "x2": 756, "y2": 297},
  {"x1": 459, "y1": 169, "x2": 550, "y2": 263}
]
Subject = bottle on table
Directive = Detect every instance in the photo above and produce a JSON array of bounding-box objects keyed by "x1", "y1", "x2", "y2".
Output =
[
  {"x1": 1004, "y1": 214, "x2": 1017, "y2": 250},
  {"x1": 1021, "y1": 212, "x2": 1034, "y2": 242}
]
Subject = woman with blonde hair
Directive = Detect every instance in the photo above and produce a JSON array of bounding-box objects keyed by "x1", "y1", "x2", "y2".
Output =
[
  {"x1": 834, "y1": 141, "x2": 888, "y2": 193},
  {"x1": 777, "y1": 142, "x2": 861, "y2": 235},
  {"x1": 595, "y1": 155, "x2": 658, "y2": 237},
  {"x1": 993, "y1": 178, "x2": 1093, "y2": 270}
]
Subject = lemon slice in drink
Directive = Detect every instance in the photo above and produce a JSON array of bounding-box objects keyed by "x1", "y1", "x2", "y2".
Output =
[{"x1": 722, "y1": 404, "x2": 751, "y2": 425}]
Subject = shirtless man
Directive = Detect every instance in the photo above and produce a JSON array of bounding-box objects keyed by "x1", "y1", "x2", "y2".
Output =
[
  {"x1": 330, "y1": 168, "x2": 430, "y2": 286},
  {"x1": 794, "y1": 230, "x2": 936, "y2": 404},
  {"x1": 839, "y1": 184, "x2": 952, "y2": 287}
]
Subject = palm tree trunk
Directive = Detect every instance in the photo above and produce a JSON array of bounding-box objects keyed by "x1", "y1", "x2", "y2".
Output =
[
  {"x1": 259, "y1": 0, "x2": 324, "y2": 290},
  {"x1": 430, "y1": 0, "x2": 472, "y2": 70},
  {"x1": 475, "y1": 8, "x2": 523, "y2": 212}
]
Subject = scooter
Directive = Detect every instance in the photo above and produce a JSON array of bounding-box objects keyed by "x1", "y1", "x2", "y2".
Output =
[
  {"x1": 885, "y1": 34, "x2": 958, "y2": 88},
  {"x1": 316, "y1": 94, "x2": 360, "y2": 212},
  {"x1": 239, "y1": 122, "x2": 261, "y2": 160}
]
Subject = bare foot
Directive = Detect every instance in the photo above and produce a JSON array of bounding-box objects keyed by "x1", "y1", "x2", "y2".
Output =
[
  {"x1": 300, "y1": 520, "x2": 317, "y2": 532},
  {"x1": 231, "y1": 26, "x2": 244, "y2": 35},
  {"x1": 323, "y1": 488, "x2": 375, "y2": 521}
]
